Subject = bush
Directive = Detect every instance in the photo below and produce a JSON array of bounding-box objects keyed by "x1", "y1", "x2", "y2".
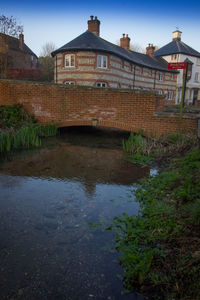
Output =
[{"x1": 110, "y1": 149, "x2": 200, "y2": 299}]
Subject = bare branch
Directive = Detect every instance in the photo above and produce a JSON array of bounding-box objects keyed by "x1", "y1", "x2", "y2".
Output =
[
  {"x1": 0, "y1": 15, "x2": 23, "y2": 37},
  {"x1": 40, "y1": 42, "x2": 56, "y2": 57}
]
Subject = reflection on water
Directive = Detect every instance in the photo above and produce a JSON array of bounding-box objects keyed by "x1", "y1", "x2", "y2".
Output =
[{"x1": 0, "y1": 127, "x2": 150, "y2": 300}]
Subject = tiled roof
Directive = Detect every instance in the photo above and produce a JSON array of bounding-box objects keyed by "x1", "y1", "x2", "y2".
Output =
[
  {"x1": 0, "y1": 33, "x2": 37, "y2": 58},
  {"x1": 154, "y1": 39, "x2": 200, "y2": 58},
  {"x1": 52, "y1": 31, "x2": 176, "y2": 72}
]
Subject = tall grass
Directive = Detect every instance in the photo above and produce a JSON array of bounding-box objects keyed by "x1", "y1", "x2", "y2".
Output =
[
  {"x1": 123, "y1": 131, "x2": 199, "y2": 165},
  {"x1": 0, "y1": 123, "x2": 58, "y2": 154}
]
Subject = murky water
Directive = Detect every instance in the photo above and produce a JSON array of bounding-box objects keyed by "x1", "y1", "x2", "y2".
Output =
[{"x1": 0, "y1": 127, "x2": 151, "y2": 300}]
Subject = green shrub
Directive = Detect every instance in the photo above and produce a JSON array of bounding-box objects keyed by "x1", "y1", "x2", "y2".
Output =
[{"x1": 110, "y1": 149, "x2": 200, "y2": 299}]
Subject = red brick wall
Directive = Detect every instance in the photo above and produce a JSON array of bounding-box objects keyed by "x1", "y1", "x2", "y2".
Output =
[
  {"x1": 6, "y1": 68, "x2": 42, "y2": 81},
  {"x1": 0, "y1": 80, "x2": 198, "y2": 137}
]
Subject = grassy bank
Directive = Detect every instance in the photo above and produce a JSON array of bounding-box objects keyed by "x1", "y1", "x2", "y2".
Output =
[
  {"x1": 0, "y1": 104, "x2": 58, "y2": 154},
  {"x1": 110, "y1": 133, "x2": 200, "y2": 299}
]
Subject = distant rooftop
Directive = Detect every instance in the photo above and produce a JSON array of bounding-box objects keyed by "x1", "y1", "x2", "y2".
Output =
[
  {"x1": 52, "y1": 30, "x2": 176, "y2": 72},
  {"x1": 155, "y1": 30, "x2": 200, "y2": 58},
  {"x1": 0, "y1": 32, "x2": 37, "y2": 58}
]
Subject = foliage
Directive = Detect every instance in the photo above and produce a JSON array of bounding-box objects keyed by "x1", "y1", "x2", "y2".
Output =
[
  {"x1": 122, "y1": 131, "x2": 199, "y2": 165},
  {"x1": 109, "y1": 149, "x2": 200, "y2": 299},
  {"x1": 0, "y1": 15, "x2": 23, "y2": 37},
  {"x1": 38, "y1": 56, "x2": 54, "y2": 82},
  {"x1": 0, "y1": 123, "x2": 58, "y2": 153},
  {"x1": 0, "y1": 104, "x2": 58, "y2": 153},
  {"x1": 40, "y1": 42, "x2": 56, "y2": 57},
  {"x1": 38, "y1": 42, "x2": 56, "y2": 82},
  {"x1": 122, "y1": 132, "x2": 153, "y2": 165},
  {"x1": 0, "y1": 104, "x2": 37, "y2": 129}
]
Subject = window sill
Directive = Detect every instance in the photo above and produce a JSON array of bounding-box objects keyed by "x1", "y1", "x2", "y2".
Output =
[
  {"x1": 97, "y1": 67, "x2": 108, "y2": 70},
  {"x1": 63, "y1": 66, "x2": 76, "y2": 69}
]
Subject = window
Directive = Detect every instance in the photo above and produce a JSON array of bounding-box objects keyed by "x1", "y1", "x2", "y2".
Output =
[
  {"x1": 197, "y1": 58, "x2": 200, "y2": 65},
  {"x1": 157, "y1": 90, "x2": 162, "y2": 95},
  {"x1": 65, "y1": 54, "x2": 75, "y2": 67},
  {"x1": 96, "y1": 82, "x2": 107, "y2": 88},
  {"x1": 171, "y1": 73, "x2": 174, "y2": 80},
  {"x1": 97, "y1": 55, "x2": 107, "y2": 69},
  {"x1": 168, "y1": 91, "x2": 173, "y2": 100},
  {"x1": 64, "y1": 81, "x2": 75, "y2": 85},
  {"x1": 159, "y1": 72, "x2": 163, "y2": 81},
  {"x1": 195, "y1": 72, "x2": 199, "y2": 82},
  {"x1": 171, "y1": 54, "x2": 179, "y2": 60}
]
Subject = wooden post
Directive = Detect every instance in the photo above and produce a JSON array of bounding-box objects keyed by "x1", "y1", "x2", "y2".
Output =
[{"x1": 179, "y1": 62, "x2": 188, "y2": 126}]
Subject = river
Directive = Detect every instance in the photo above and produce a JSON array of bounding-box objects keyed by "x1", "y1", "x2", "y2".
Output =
[{"x1": 0, "y1": 127, "x2": 152, "y2": 300}]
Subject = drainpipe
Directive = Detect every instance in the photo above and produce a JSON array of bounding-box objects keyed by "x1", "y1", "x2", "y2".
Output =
[
  {"x1": 153, "y1": 70, "x2": 157, "y2": 90},
  {"x1": 56, "y1": 55, "x2": 58, "y2": 83},
  {"x1": 133, "y1": 66, "x2": 136, "y2": 89}
]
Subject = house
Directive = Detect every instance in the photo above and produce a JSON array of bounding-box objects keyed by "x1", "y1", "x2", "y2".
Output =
[
  {"x1": 154, "y1": 30, "x2": 200, "y2": 105},
  {"x1": 0, "y1": 32, "x2": 40, "y2": 80},
  {"x1": 51, "y1": 16, "x2": 177, "y2": 104}
]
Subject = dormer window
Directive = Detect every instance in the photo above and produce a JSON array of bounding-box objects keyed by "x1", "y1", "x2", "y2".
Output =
[
  {"x1": 97, "y1": 55, "x2": 107, "y2": 69},
  {"x1": 65, "y1": 54, "x2": 75, "y2": 67}
]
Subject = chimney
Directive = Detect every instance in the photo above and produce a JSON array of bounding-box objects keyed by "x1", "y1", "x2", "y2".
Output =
[
  {"x1": 88, "y1": 16, "x2": 100, "y2": 36},
  {"x1": 173, "y1": 30, "x2": 182, "y2": 41},
  {"x1": 120, "y1": 34, "x2": 130, "y2": 50},
  {"x1": 146, "y1": 43, "x2": 155, "y2": 57},
  {"x1": 19, "y1": 33, "x2": 24, "y2": 50}
]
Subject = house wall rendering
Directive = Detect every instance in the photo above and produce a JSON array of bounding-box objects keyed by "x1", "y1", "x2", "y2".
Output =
[
  {"x1": 154, "y1": 30, "x2": 200, "y2": 105},
  {"x1": 52, "y1": 16, "x2": 177, "y2": 105}
]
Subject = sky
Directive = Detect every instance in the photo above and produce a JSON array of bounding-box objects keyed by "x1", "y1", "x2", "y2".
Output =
[{"x1": 1, "y1": 0, "x2": 200, "y2": 56}]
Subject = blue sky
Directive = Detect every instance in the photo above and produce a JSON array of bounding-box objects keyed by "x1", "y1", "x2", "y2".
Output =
[{"x1": 1, "y1": 0, "x2": 200, "y2": 56}]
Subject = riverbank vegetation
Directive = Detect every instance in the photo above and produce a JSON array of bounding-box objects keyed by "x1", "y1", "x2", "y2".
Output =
[
  {"x1": 122, "y1": 131, "x2": 199, "y2": 166},
  {"x1": 110, "y1": 132, "x2": 200, "y2": 299},
  {"x1": 0, "y1": 104, "x2": 58, "y2": 153}
]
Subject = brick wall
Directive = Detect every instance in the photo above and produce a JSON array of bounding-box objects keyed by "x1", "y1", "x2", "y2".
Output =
[{"x1": 0, "y1": 79, "x2": 198, "y2": 137}]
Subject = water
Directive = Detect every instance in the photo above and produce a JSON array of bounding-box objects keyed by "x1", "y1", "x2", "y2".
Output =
[{"x1": 0, "y1": 127, "x2": 151, "y2": 300}]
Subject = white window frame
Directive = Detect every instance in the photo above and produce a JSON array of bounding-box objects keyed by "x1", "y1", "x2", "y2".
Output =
[
  {"x1": 64, "y1": 54, "x2": 75, "y2": 68},
  {"x1": 157, "y1": 90, "x2": 162, "y2": 95},
  {"x1": 195, "y1": 72, "x2": 199, "y2": 82},
  {"x1": 168, "y1": 91, "x2": 173, "y2": 100},
  {"x1": 64, "y1": 81, "x2": 75, "y2": 85},
  {"x1": 96, "y1": 82, "x2": 107, "y2": 88},
  {"x1": 97, "y1": 55, "x2": 107, "y2": 69},
  {"x1": 159, "y1": 72, "x2": 163, "y2": 81}
]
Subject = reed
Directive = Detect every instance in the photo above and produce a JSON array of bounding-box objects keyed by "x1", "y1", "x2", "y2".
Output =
[
  {"x1": 122, "y1": 131, "x2": 199, "y2": 165},
  {"x1": 0, "y1": 123, "x2": 58, "y2": 154}
]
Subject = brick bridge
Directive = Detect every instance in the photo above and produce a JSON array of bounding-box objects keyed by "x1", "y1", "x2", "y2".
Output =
[{"x1": 0, "y1": 80, "x2": 198, "y2": 137}]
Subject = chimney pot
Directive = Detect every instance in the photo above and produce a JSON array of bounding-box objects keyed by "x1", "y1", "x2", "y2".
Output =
[
  {"x1": 88, "y1": 16, "x2": 100, "y2": 36},
  {"x1": 120, "y1": 33, "x2": 131, "y2": 50},
  {"x1": 146, "y1": 43, "x2": 155, "y2": 57},
  {"x1": 19, "y1": 33, "x2": 24, "y2": 50}
]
